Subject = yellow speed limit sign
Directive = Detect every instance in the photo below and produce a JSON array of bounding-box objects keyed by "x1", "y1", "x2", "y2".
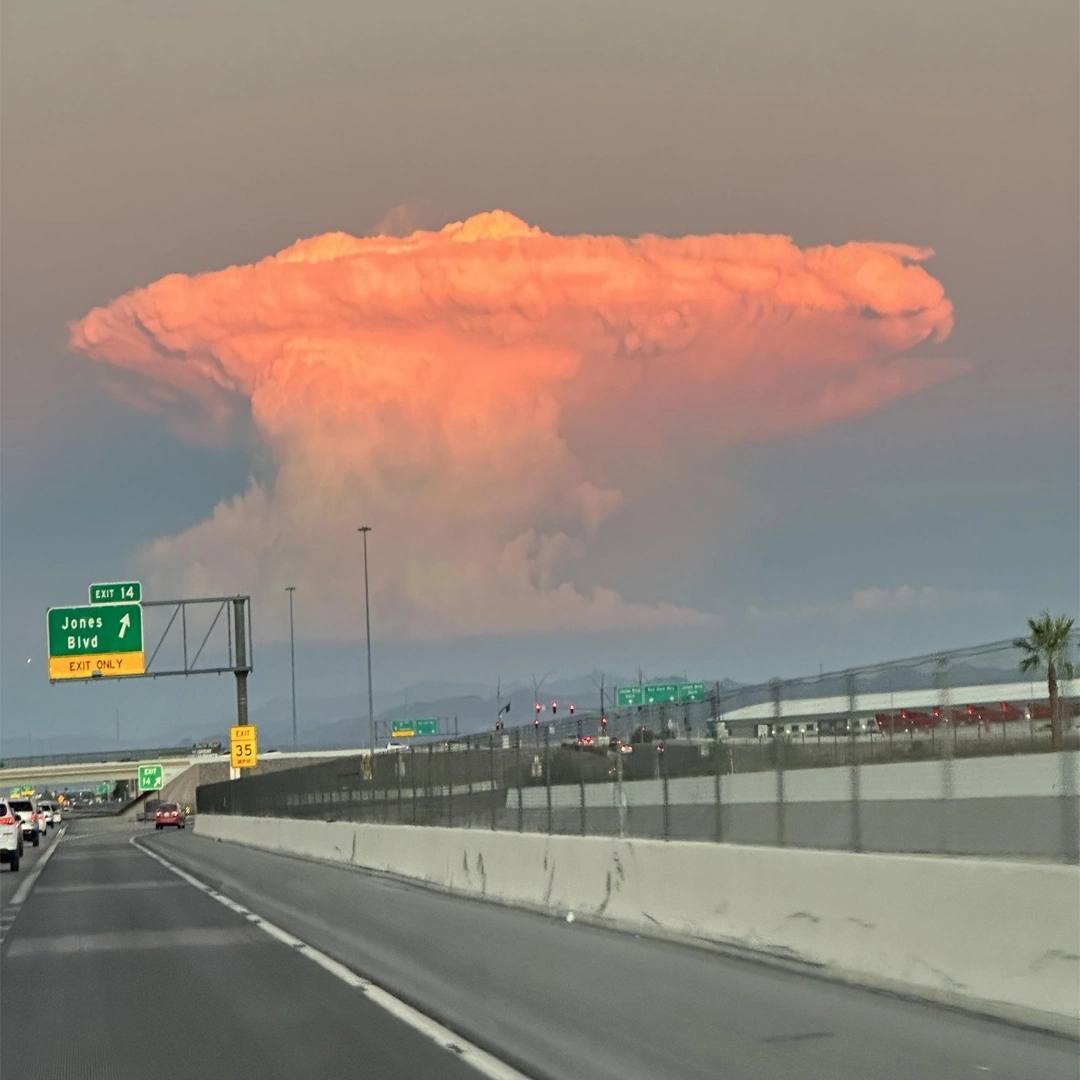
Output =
[{"x1": 230, "y1": 724, "x2": 258, "y2": 769}]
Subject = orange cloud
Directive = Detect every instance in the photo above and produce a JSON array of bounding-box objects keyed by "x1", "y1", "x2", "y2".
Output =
[{"x1": 70, "y1": 211, "x2": 955, "y2": 638}]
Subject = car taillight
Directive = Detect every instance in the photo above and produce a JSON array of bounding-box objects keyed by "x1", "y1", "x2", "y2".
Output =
[{"x1": 0, "y1": 815, "x2": 15, "y2": 825}]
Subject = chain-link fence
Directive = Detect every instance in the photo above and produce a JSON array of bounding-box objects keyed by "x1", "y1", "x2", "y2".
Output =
[{"x1": 197, "y1": 636, "x2": 1080, "y2": 862}]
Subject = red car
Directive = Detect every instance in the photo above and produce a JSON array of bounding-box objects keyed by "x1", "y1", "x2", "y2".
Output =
[{"x1": 154, "y1": 802, "x2": 186, "y2": 830}]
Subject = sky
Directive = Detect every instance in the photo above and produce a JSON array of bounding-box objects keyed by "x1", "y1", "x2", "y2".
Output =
[{"x1": 2, "y1": 1, "x2": 1077, "y2": 753}]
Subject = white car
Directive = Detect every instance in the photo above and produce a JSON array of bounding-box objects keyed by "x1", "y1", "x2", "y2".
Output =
[
  {"x1": 0, "y1": 801, "x2": 23, "y2": 871},
  {"x1": 7, "y1": 797, "x2": 40, "y2": 848},
  {"x1": 37, "y1": 801, "x2": 52, "y2": 830},
  {"x1": 50, "y1": 803, "x2": 63, "y2": 826}
]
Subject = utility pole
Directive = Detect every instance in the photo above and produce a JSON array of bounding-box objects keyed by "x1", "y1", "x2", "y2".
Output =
[
  {"x1": 286, "y1": 586, "x2": 298, "y2": 750},
  {"x1": 589, "y1": 671, "x2": 606, "y2": 725},
  {"x1": 358, "y1": 526, "x2": 376, "y2": 753}
]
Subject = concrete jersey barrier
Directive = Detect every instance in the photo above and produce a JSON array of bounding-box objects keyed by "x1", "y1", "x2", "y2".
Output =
[{"x1": 195, "y1": 814, "x2": 1080, "y2": 1035}]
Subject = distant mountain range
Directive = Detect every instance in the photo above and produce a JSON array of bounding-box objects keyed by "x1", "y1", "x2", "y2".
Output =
[{"x1": 3, "y1": 653, "x2": 1045, "y2": 760}]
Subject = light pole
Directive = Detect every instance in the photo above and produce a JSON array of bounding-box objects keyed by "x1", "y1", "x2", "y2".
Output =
[
  {"x1": 358, "y1": 526, "x2": 376, "y2": 753},
  {"x1": 286, "y1": 586, "x2": 298, "y2": 750}
]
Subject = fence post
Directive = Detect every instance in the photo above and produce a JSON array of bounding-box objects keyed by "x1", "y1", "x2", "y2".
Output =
[
  {"x1": 771, "y1": 679, "x2": 786, "y2": 847},
  {"x1": 1060, "y1": 746, "x2": 1079, "y2": 864},
  {"x1": 616, "y1": 748, "x2": 627, "y2": 838},
  {"x1": 544, "y1": 727, "x2": 553, "y2": 834},
  {"x1": 713, "y1": 737, "x2": 724, "y2": 843},
  {"x1": 577, "y1": 715, "x2": 586, "y2": 836},
  {"x1": 411, "y1": 746, "x2": 418, "y2": 825},
  {"x1": 489, "y1": 734, "x2": 497, "y2": 831},
  {"x1": 847, "y1": 674, "x2": 862, "y2": 853},
  {"x1": 660, "y1": 743, "x2": 670, "y2": 839},
  {"x1": 937, "y1": 657, "x2": 954, "y2": 855},
  {"x1": 447, "y1": 744, "x2": 454, "y2": 829},
  {"x1": 426, "y1": 743, "x2": 434, "y2": 825},
  {"x1": 515, "y1": 730, "x2": 524, "y2": 833},
  {"x1": 396, "y1": 748, "x2": 403, "y2": 824},
  {"x1": 468, "y1": 734, "x2": 475, "y2": 799}
]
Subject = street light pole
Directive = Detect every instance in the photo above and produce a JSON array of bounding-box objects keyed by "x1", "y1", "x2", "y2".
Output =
[
  {"x1": 358, "y1": 526, "x2": 376, "y2": 753},
  {"x1": 286, "y1": 586, "x2": 298, "y2": 750}
]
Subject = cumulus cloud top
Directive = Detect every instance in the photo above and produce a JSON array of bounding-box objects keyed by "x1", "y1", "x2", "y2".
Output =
[{"x1": 70, "y1": 212, "x2": 955, "y2": 638}]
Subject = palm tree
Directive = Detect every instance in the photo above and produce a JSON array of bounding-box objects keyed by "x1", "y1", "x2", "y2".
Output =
[{"x1": 1015, "y1": 612, "x2": 1076, "y2": 751}]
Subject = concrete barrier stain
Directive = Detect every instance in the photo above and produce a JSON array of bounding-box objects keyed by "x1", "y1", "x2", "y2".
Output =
[{"x1": 542, "y1": 862, "x2": 556, "y2": 907}]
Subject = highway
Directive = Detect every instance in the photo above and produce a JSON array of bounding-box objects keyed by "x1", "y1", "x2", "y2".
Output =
[
  {"x1": 1, "y1": 817, "x2": 1075, "y2": 1080},
  {"x1": 0, "y1": 820, "x2": 62, "y2": 944}
]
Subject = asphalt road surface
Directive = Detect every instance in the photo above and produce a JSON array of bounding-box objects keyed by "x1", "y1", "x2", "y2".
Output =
[
  {"x1": 0, "y1": 818, "x2": 62, "y2": 933},
  {"x1": 2, "y1": 818, "x2": 1075, "y2": 1079}
]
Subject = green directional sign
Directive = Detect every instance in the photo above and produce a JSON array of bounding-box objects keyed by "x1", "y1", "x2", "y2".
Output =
[
  {"x1": 47, "y1": 602, "x2": 144, "y2": 680},
  {"x1": 618, "y1": 682, "x2": 709, "y2": 707},
  {"x1": 137, "y1": 763, "x2": 164, "y2": 792},
  {"x1": 90, "y1": 581, "x2": 142, "y2": 604},
  {"x1": 95, "y1": 781, "x2": 110, "y2": 796},
  {"x1": 391, "y1": 718, "x2": 440, "y2": 738},
  {"x1": 682, "y1": 682, "x2": 707, "y2": 702},
  {"x1": 643, "y1": 683, "x2": 681, "y2": 704}
]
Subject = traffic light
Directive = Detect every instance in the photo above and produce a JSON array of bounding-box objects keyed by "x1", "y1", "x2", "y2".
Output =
[
  {"x1": 551, "y1": 701, "x2": 558, "y2": 716},
  {"x1": 569, "y1": 703, "x2": 575, "y2": 715},
  {"x1": 600, "y1": 715, "x2": 608, "y2": 730},
  {"x1": 534, "y1": 702, "x2": 541, "y2": 727},
  {"x1": 655, "y1": 741, "x2": 665, "y2": 754}
]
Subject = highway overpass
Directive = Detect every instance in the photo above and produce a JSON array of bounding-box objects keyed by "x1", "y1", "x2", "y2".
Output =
[{"x1": 0, "y1": 748, "x2": 367, "y2": 789}]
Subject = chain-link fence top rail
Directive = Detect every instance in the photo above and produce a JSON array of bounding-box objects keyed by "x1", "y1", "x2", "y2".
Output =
[{"x1": 196, "y1": 633, "x2": 1079, "y2": 861}]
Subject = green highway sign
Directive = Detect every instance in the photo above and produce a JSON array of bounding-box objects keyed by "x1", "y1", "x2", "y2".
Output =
[
  {"x1": 617, "y1": 682, "x2": 709, "y2": 708},
  {"x1": 137, "y1": 763, "x2": 164, "y2": 792},
  {"x1": 391, "y1": 718, "x2": 440, "y2": 738},
  {"x1": 90, "y1": 581, "x2": 142, "y2": 604},
  {"x1": 95, "y1": 781, "x2": 110, "y2": 796},
  {"x1": 643, "y1": 683, "x2": 681, "y2": 704},
  {"x1": 47, "y1": 602, "x2": 144, "y2": 680}
]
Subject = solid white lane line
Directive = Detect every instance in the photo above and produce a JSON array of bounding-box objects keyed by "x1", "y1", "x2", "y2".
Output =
[
  {"x1": 131, "y1": 835, "x2": 531, "y2": 1080},
  {"x1": 10, "y1": 827, "x2": 65, "y2": 907}
]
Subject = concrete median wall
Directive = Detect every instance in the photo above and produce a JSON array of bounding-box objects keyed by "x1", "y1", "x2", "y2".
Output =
[{"x1": 195, "y1": 813, "x2": 1080, "y2": 1034}]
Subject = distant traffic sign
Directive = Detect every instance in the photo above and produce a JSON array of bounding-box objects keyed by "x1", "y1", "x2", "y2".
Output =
[
  {"x1": 137, "y1": 763, "x2": 163, "y2": 792},
  {"x1": 617, "y1": 682, "x2": 709, "y2": 707},
  {"x1": 230, "y1": 725, "x2": 258, "y2": 769},
  {"x1": 47, "y1": 602, "x2": 144, "y2": 680},
  {"x1": 391, "y1": 718, "x2": 439, "y2": 738},
  {"x1": 96, "y1": 781, "x2": 111, "y2": 796},
  {"x1": 90, "y1": 581, "x2": 142, "y2": 604}
]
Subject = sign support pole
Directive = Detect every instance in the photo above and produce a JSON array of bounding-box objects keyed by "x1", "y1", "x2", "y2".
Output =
[{"x1": 233, "y1": 598, "x2": 250, "y2": 730}]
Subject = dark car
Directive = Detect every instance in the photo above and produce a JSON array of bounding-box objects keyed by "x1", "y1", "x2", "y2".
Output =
[{"x1": 154, "y1": 803, "x2": 186, "y2": 830}]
